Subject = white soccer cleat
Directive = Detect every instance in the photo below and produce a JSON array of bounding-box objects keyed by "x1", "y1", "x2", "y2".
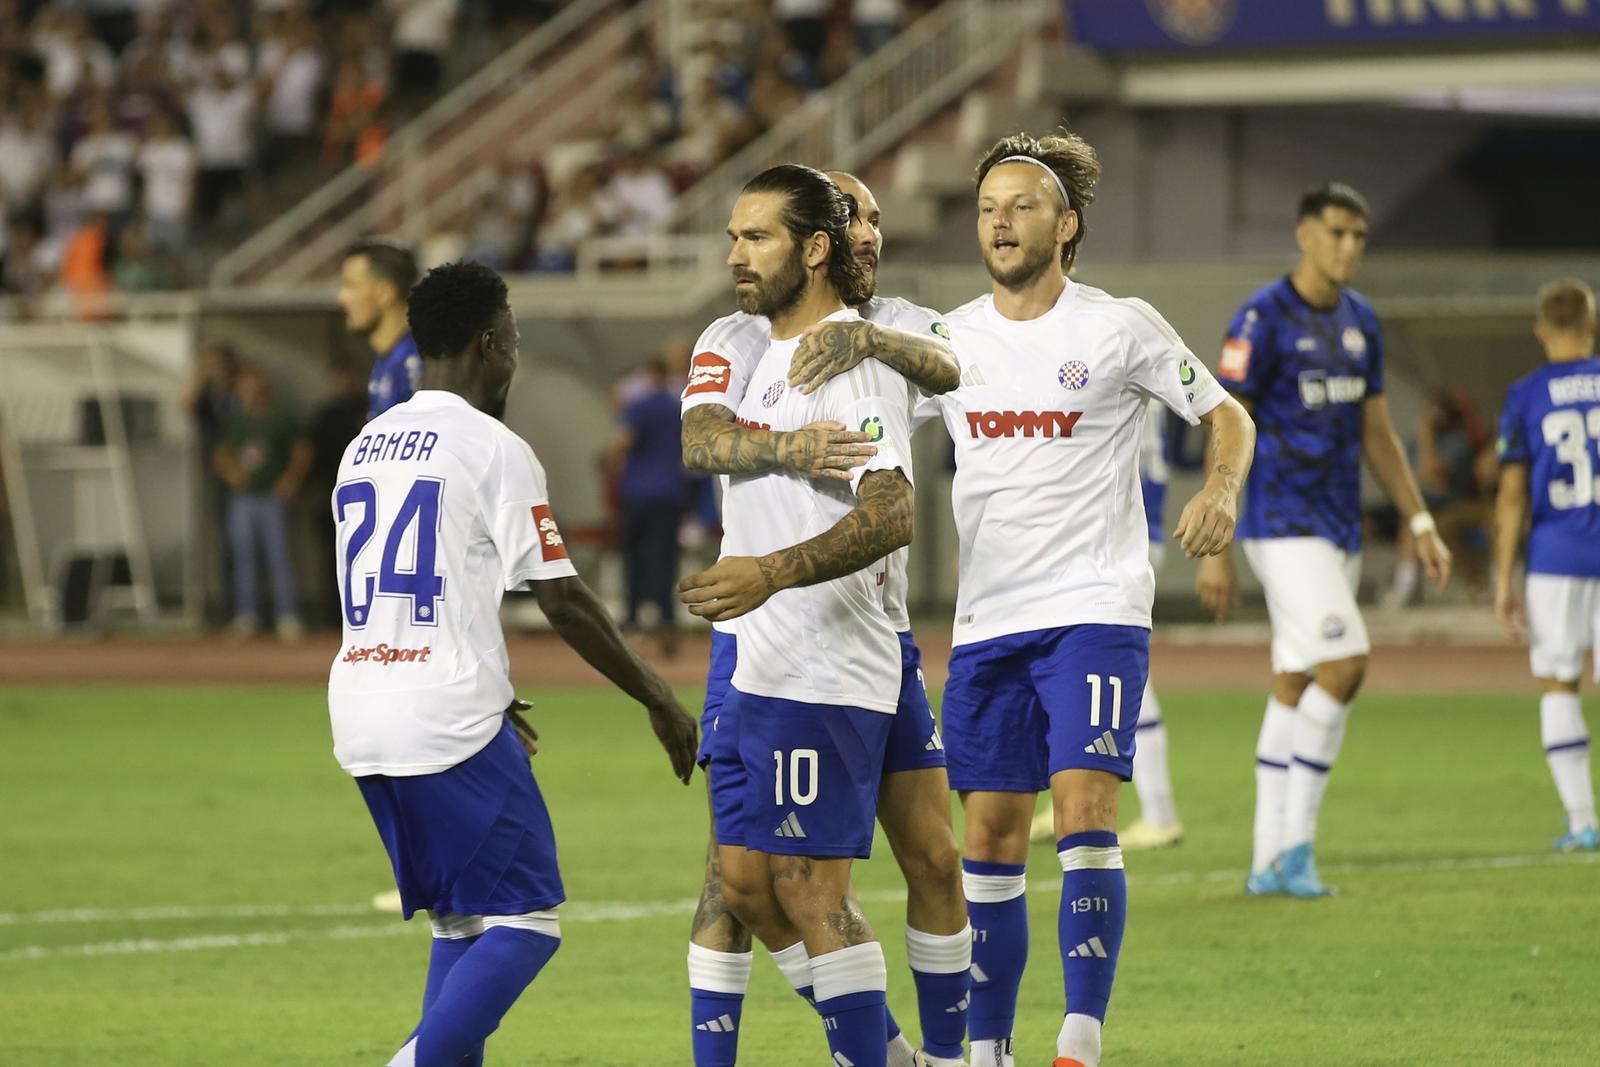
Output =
[
  {"x1": 1119, "y1": 818, "x2": 1184, "y2": 851},
  {"x1": 372, "y1": 888, "x2": 404, "y2": 914},
  {"x1": 914, "y1": 1051, "x2": 969, "y2": 1067}
]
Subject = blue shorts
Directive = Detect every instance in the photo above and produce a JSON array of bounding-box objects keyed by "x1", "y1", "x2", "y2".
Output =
[
  {"x1": 883, "y1": 632, "x2": 947, "y2": 774},
  {"x1": 729, "y1": 687, "x2": 893, "y2": 858},
  {"x1": 942, "y1": 624, "x2": 1149, "y2": 791},
  {"x1": 357, "y1": 720, "x2": 565, "y2": 919}
]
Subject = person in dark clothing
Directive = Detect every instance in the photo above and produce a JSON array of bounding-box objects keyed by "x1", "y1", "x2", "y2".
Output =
[
  {"x1": 182, "y1": 340, "x2": 239, "y2": 625},
  {"x1": 306, "y1": 361, "x2": 370, "y2": 628},
  {"x1": 605, "y1": 358, "x2": 687, "y2": 656}
]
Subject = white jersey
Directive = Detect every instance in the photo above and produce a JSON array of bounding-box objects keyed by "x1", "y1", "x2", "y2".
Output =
[
  {"x1": 683, "y1": 296, "x2": 947, "y2": 632},
  {"x1": 723, "y1": 309, "x2": 915, "y2": 713},
  {"x1": 930, "y1": 278, "x2": 1226, "y2": 647},
  {"x1": 327, "y1": 390, "x2": 577, "y2": 776}
]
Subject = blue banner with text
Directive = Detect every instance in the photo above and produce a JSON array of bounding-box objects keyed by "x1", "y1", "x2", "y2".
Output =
[{"x1": 1065, "y1": 1, "x2": 1600, "y2": 52}]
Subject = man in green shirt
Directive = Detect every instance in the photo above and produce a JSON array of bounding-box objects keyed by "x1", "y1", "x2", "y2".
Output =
[{"x1": 213, "y1": 364, "x2": 313, "y2": 639}]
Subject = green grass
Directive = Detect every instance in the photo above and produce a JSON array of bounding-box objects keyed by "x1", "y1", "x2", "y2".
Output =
[{"x1": 1, "y1": 683, "x2": 1596, "y2": 1065}]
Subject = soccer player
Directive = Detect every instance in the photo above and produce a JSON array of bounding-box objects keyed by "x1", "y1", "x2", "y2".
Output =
[
  {"x1": 326, "y1": 261, "x2": 699, "y2": 1067},
  {"x1": 1198, "y1": 182, "x2": 1452, "y2": 898},
  {"x1": 1492, "y1": 278, "x2": 1600, "y2": 852},
  {"x1": 679, "y1": 171, "x2": 971, "y2": 1067},
  {"x1": 810, "y1": 132, "x2": 1256, "y2": 1067},
  {"x1": 338, "y1": 237, "x2": 422, "y2": 419},
  {"x1": 675, "y1": 163, "x2": 920, "y2": 1067},
  {"x1": 1029, "y1": 406, "x2": 1184, "y2": 850}
]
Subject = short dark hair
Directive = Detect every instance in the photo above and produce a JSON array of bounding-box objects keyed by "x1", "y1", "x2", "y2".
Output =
[
  {"x1": 974, "y1": 130, "x2": 1101, "y2": 271},
  {"x1": 407, "y1": 261, "x2": 509, "y2": 360},
  {"x1": 345, "y1": 237, "x2": 419, "y2": 300},
  {"x1": 741, "y1": 164, "x2": 870, "y2": 305},
  {"x1": 1537, "y1": 278, "x2": 1597, "y2": 334},
  {"x1": 1297, "y1": 181, "x2": 1370, "y2": 223}
]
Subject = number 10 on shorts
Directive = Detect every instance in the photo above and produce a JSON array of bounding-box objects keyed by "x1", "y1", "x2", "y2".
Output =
[
  {"x1": 773, "y1": 748, "x2": 819, "y2": 806},
  {"x1": 1086, "y1": 674, "x2": 1123, "y2": 729}
]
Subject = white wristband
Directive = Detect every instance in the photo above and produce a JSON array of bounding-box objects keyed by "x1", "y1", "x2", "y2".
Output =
[{"x1": 1409, "y1": 512, "x2": 1437, "y2": 537}]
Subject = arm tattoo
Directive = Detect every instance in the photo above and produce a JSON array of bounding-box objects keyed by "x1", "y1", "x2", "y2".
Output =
[
  {"x1": 1213, "y1": 461, "x2": 1241, "y2": 490},
  {"x1": 760, "y1": 469, "x2": 912, "y2": 592},
  {"x1": 860, "y1": 322, "x2": 960, "y2": 395},
  {"x1": 682, "y1": 404, "x2": 786, "y2": 475}
]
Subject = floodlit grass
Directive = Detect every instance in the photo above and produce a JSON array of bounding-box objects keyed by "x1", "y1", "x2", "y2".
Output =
[{"x1": 1, "y1": 682, "x2": 1596, "y2": 1065}]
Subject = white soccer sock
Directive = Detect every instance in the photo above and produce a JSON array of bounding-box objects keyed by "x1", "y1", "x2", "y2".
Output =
[
  {"x1": 386, "y1": 1038, "x2": 416, "y2": 1067},
  {"x1": 810, "y1": 941, "x2": 888, "y2": 1002},
  {"x1": 687, "y1": 942, "x2": 753, "y2": 995},
  {"x1": 1057, "y1": 1012, "x2": 1103, "y2": 1066},
  {"x1": 769, "y1": 940, "x2": 813, "y2": 995},
  {"x1": 887, "y1": 1030, "x2": 918, "y2": 1067},
  {"x1": 904, "y1": 923, "x2": 973, "y2": 975},
  {"x1": 1541, "y1": 692, "x2": 1597, "y2": 833},
  {"x1": 1252, "y1": 697, "x2": 1296, "y2": 874},
  {"x1": 1131, "y1": 682, "x2": 1178, "y2": 828},
  {"x1": 970, "y1": 1037, "x2": 1015, "y2": 1067},
  {"x1": 1282, "y1": 684, "x2": 1351, "y2": 850}
]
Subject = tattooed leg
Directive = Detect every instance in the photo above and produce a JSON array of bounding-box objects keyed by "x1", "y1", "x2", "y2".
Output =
[
  {"x1": 768, "y1": 853, "x2": 877, "y2": 956},
  {"x1": 691, "y1": 836, "x2": 753, "y2": 953}
]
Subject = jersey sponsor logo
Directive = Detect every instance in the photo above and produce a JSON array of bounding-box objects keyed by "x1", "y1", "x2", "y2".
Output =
[
  {"x1": 341, "y1": 642, "x2": 433, "y2": 665},
  {"x1": 1058, "y1": 360, "x2": 1090, "y2": 390},
  {"x1": 1179, "y1": 359, "x2": 1197, "y2": 387},
  {"x1": 1295, "y1": 336, "x2": 1318, "y2": 352},
  {"x1": 931, "y1": 321, "x2": 951, "y2": 340},
  {"x1": 1548, "y1": 374, "x2": 1600, "y2": 406},
  {"x1": 1342, "y1": 326, "x2": 1368, "y2": 359},
  {"x1": 966, "y1": 410, "x2": 1083, "y2": 439},
  {"x1": 761, "y1": 379, "x2": 786, "y2": 407},
  {"x1": 1219, "y1": 338, "x2": 1251, "y2": 380},
  {"x1": 860, "y1": 415, "x2": 885, "y2": 442},
  {"x1": 351, "y1": 429, "x2": 439, "y2": 465},
  {"x1": 531, "y1": 504, "x2": 569, "y2": 561},
  {"x1": 1298, "y1": 371, "x2": 1367, "y2": 410},
  {"x1": 735, "y1": 416, "x2": 771, "y2": 431},
  {"x1": 684, "y1": 352, "x2": 732, "y2": 396}
]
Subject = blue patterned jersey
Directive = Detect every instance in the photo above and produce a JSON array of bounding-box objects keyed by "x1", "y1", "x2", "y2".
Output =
[
  {"x1": 368, "y1": 332, "x2": 422, "y2": 419},
  {"x1": 1218, "y1": 277, "x2": 1384, "y2": 553},
  {"x1": 1496, "y1": 356, "x2": 1600, "y2": 579},
  {"x1": 1140, "y1": 402, "x2": 1168, "y2": 542}
]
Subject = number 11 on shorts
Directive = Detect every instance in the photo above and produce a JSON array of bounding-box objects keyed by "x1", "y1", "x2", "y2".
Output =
[{"x1": 1086, "y1": 673, "x2": 1123, "y2": 729}]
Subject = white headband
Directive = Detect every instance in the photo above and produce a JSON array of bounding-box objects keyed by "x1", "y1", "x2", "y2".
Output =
[{"x1": 996, "y1": 155, "x2": 1072, "y2": 211}]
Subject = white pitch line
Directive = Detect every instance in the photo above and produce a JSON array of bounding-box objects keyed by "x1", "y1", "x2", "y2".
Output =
[{"x1": 2, "y1": 851, "x2": 1594, "y2": 962}]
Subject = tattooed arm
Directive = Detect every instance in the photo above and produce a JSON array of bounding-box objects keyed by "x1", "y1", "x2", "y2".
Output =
[
  {"x1": 682, "y1": 403, "x2": 877, "y2": 481},
  {"x1": 1174, "y1": 395, "x2": 1255, "y2": 560},
  {"x1": 788, "y1": 320, "x2": 959, "y2": 396},
  {"x1": 677, "y1": 468, "x2": 913, "y2": 623}
]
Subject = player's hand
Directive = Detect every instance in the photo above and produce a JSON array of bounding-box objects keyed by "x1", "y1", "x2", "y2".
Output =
[
  {"x1": 788, "y1": 320, "x2": 876, "y2": 394},
  {"x1": 777, "y1": 420, "x2": 876, "y2": 481},
  {"x1": 647, "y1": 697, "x2": 699, "y2": 785},
  {"x1": 1494, "y1": 580, "x2": 1525, "y2": 640},
  {"x1": 1173, "y1": 484, "x2": 1238, "y2": 559},
  {"x1": 1417, "y1": 528, "x2": 1452, "y2": 590},
  {"x1": 1195, "y1": 553, "x2": 1237, "y2": 622},
  {"x1": 505, "y1": 698, "x2": 539, "y2": 756},
  {"x1": 678, "y1": 556, "x2": 777, "y2": 623}
]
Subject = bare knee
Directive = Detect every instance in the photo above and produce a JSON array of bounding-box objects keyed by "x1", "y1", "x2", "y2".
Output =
[
  {"x1": 1051, "y1": 771, "x2": 1119, "y2": 837},
  {"x1": 718, "y1": 848, "x2": 786, "y2": 944},
  {"x1": 897, "y1": 830, "x2": 963, "y2": 891},
  {"x1": 1273, "y1": 672, "x2": 1312, "y2": 706},
  {"x1": 960, "y1": 792, "x2": 1034, "y2": 864},
  {"x1": 1315, "y1": 655, "x2": 1367, "y2": 702}
]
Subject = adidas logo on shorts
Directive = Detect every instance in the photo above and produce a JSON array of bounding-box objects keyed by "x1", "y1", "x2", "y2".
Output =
[
  {"x1": 774, "y1": 812, "x2": 807, "y2": 839},
  {"x1": 1084, "y1": 730, "x2": 1120, "y2": 757}
]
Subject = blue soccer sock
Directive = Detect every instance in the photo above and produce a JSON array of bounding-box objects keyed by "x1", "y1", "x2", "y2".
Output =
[
  {"x1": 687, "y1": 943, "x2": 752, "y2": 1067},
  {"x1": 812, "y1": 943, "x2": 889, "y2": 1067},
  {"x1": 962, "y1": 858, "x2": 1028, "y2": 1043},
  {"x1": 422, "y1": 934, "x2": 478, "y2": 1014},
  {"x1": 412, "y1": 923, "x2": 560, "y2": 1067},
  {"x1": 1056, "y1": 831, "x2": 1127, "y2": 1066},
  {"x1": 905, "y1": 924, "x2": 972, "y2": 1060}
]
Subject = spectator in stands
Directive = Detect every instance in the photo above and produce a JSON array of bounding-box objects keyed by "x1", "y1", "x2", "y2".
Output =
[
  {"x1": 322, "y1": 54, "x2": 386, "y2": 168},
  {"x1": 772, "y1": 0, "x2": 830, "y2": 87},
  {"x1": 186, "y1": 62, "x2": 258, "y2": 225},
  {"x1": 136, "y1": 106, "x2": 196, "y2": 253},
  {"x1": 388, "y1": 0, "x2": 459, "y2": 108},
  {"x1": 57, "y1": 209, "x2": 111, "y2": 319},
  {"x1": 70, "y1": 100, "x2": 138, "y2": 225},
  {"x1": 35, "y1": 10, "x2": 115, "y2": 101},
  {"x1": 0, "y1": 212, "x2": 52, "y2": 312},
  {"x1": 256, "y1": 8, "x2": 326, "y2": 168},
  {"x1": 0, "y1": 94, "x2": 58, "y2": 215},
  {"x1": 533, "y1": 164, "x2": 609, "y2": 271},
  {"x1": 110, "y1": 221, "x2": 170, "y2": 291},
  {"x1": 213, "y1": 363, "x2": 312, "y2": 641},
  {"x1": 605, "y1": 143, "x2": 674, "y2": 236},
  {"x1": 853, "y1": 0, "x2": 905, "y2": 55},
  {"x1": 605, "y1": 356, "x2": 688, "y2": 657},
  {"x1": 661, "y1": 70, "x2": 749, "y2": 178}
]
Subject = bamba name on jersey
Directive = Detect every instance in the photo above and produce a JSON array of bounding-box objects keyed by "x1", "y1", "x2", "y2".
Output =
[
  {"x1": 965, "y1": 409, "x2": 1083, "y2": 439},
  {"x1": 351, "y1": 429, "x2": 440, "y2": 465}
]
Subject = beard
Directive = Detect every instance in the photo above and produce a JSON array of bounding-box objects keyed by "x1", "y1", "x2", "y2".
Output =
[
  {"x1": 981, "y1": 236, "x2": 1058, "y2": 291},
  {"x1": 733, "y1": 247, "x2": 807, "y2": 319}
]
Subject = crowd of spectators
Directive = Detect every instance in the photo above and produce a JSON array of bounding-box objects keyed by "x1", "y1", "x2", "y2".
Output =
[
  {"x1": 0, "y1": 0, "x2": 527, "y2": 313},
  {"x1": 419, "y1": 0, "x2": 935, "y2": 273}
]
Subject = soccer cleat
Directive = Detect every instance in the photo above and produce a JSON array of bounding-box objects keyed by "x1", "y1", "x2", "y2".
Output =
[
  {"x1": 1119, "y1": 818, "x2": 1183, "y2": 851},
  {"x1": 912, "y1": 1052, "x2": 967, "y2": 1067},
  {"x1": 1553, "y1": 825, "x2": 1600, "y2": 852},
  {"x1": 1276, "y1": 842, "x2": 1336, "y2": 898},
  {"x1": 1029, "y1": 806, "x2": 1055, "y2": 843},
  {"x1": 1245, "y1": 865, "x2": 1285, "y2": 896},
  {"x1": 1053, "y1": 1060, "x2": 1089, "y2": 1067}
]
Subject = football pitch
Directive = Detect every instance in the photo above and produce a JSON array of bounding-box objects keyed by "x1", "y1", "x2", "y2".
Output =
[{"x1": 2, "y1": 681, "x2": 1596, "y2": 1066}]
